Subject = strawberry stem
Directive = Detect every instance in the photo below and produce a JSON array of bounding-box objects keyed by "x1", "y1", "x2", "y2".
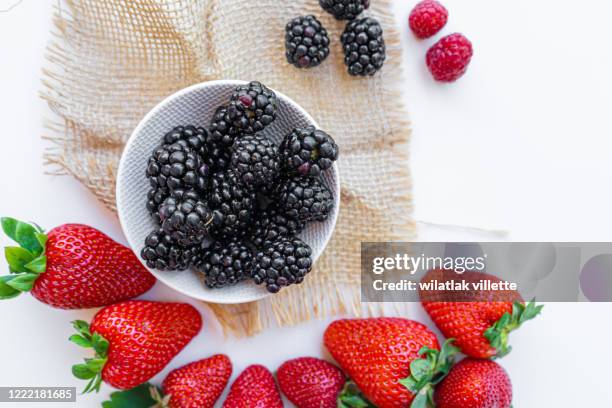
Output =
[
  {"x1": 0, "y1": 217, "x2": 48, "y2": 299},
  {"x1": 70, "y1": 320, "x2": 110, "y2": 394},
  {"x1": 337, "y1": 380, "x2": 376, "y2": 408},
  {"x1": 399, "y1": 339, "x2": 459, "y2": 408},
  {"x1": 101, "y1": 383, "x2": 164, "y2": 408},
  {"x1": 484, "y1": 300, "x2": 543, "y2": 358}
]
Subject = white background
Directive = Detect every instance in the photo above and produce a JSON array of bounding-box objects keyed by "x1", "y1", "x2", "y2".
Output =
[{"x1": 1, "y1": 0, "x2": 611, "y2": 406}]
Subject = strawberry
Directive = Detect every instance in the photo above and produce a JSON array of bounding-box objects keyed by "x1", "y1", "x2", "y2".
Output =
[
  {"x1": 0, "y1": 217, "x2": 155, "y2": 309},
  {"x1": 277, "y1": 357, "x2": 345, "y2": 408},
  {"x1": 420, "y1": 269, "x2": 543, "y2": 358},
  {"x1": 434, "y1": 358, "x2": 513, "y2": 408},
  {"x1": 102, "y1": 355, "x2": 231, "y2": 408},
  {"x1": 70, "y1": 300, "x2": 202, "y2": 392},
  {"x1": 162, "y1": 354, "x2": 232, "y2": 408},
  {"x1": 223, "y1": 364, "x2": 283, "y2": 408},
  {"x1": 324, "y1": 317, "x2": 458, "y2": 408}
]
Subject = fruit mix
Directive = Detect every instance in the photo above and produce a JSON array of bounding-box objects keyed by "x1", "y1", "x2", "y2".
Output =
[
  {"x1": 0, "y1": 3, "x2": 505, "y2": 407},
  {"x1": 284, "y1": 0, "x2": 474, "y2": 82},
  {"x1": 141, "y1": 81, "x2": 339, "y2": 294},
  {"x1": 1, "y1": 217, "x2": 540, "y2": 407}
]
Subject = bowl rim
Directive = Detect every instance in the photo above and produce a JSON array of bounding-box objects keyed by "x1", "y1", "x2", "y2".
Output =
[{"x1": 116, "y1": 79, "x2": 341, "y2": 304}]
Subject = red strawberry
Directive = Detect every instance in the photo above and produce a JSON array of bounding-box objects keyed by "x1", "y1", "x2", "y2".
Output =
[
  {"x1": 324, "y1": 317, "x2": 458, "y2": 408},
  {"x1": 277, "y1": 357, "x2": 345, "y2": 408},
  {"x1": 162, "y1": 354, "x2": 232, "y2": 408},
  {"x1": 434, "y1": 358, "x2": 513, "y2": 408},
  {"x1": 70, "y1": 300, "x2": 202, "y2": 392},
  {"x1": 420, "y1": 269, "x2": 543, "y2": 358},
  {"x1": 102, "y1": 355, "x2": 231, "y2": 408},
  {"x1": 0, "y1": 218, "x2": 155, "y2": 309},
  {"x1": 223, "y1": 365, "x2": 283, "y2": 408}
]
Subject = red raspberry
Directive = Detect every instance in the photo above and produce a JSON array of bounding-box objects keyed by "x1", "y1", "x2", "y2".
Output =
[
  {"x1": 409, "y1": 0, "x2": 448, "y2": 39},
  {"x1": 426, "y1": 33, "x2": 473, "y2": 82}
]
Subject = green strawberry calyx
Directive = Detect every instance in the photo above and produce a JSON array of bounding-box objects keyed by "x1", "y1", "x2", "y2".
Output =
[
  {"x1": 0, "y1": 217, "x2": 48, "y2": 299},
  {"x1": 485, "y1": 300, "x2": 543, "y2": 358},
  {"x1": 102, "y1": 383, "x2": 168, "y2": 408},
  {"x1": 399, "y1": 339, "x2": 459, "y2": 408},
  {"x1": 337, "y1": 380, "x2": 376, "y2": 408},
  {"x1": 70, "y1": 320, "x2": 110, "y2": 394}
]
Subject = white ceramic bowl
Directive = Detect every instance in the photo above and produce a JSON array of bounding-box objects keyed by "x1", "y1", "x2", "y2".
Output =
[{"x1": 117, "y1": 80, "x2": 340, "y2": 304}]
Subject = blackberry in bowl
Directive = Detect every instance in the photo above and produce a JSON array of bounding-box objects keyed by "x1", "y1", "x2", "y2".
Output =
[
  {"x1": 196, "y1": 240, "x2": 254, "y2": 289},
  {"x1": 228, "y1": 81, "x2": 279, "y2": 134},
  {"x1": 275, "y1": 176, "x2": 335, "y2": 223},
  {"x1": 146, "y1": 140, "x2": 211, "y2": 193},
  {"x1": 117, "y1": 80, "x2": 340, "y2": 304},
  {"x1": 280, "y1": 126, "x2": 339, "y2": 177},
  {"x1": 249, "y1": 206, "x2": 305, "y2": 249},
  {"x1": 231, "y1": 135, "x2": 281, "y2": 188},
  {"x1": 158, "y1": 189, "x2": 213, "y2": 247},
  {"x1": 208, "y1": 170, "x2": 257, "y2": 241},
  {"x1": 141, "y1": 229, "x2": 200, "y2": 271},
  {"x1": 252, "y1": 237, "x2": 313, "y2": 294}
]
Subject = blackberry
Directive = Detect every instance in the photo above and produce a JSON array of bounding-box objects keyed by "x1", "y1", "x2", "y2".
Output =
[
  {"x1": 146, "y1": 141, "x2": 211, "y2": 193},
  {"x1": 160, "y1": 124, "x2": 229, "y2": 172},
  {"x1": 209, "y1": 106, "x2": 242, "y2": 148},
  {"x1": 341, "y1": 17, "x2": 386, "y2": 76},
  {"x1": 159, "y1": 190, "x2": 213, "y2": 246},
  {"x1": 228, "y1": 81, "x2": 279, "y2": 133},
  {"x1": 249, "y1": 206, "x2": 305, "y2": 248},
  {"x1": 285, "y1": 15, "x2": 330, "y2": 69},
  {"x1": 280, "y1": 126, "x2": 339, "y2": 177},
  {"x1": 209, "y1": 170, "x2": 256, "y2": 240},
  {"x1": 196, "y1": 241, "x2": 253, "y2": 289},
  {"x1": 146, "y1": 185, "x2": 168, "y2": 225},
  {"x1": 252, "y1": 237, "x2": 313, "y2": 293},
  {"x1": 275, "y1": 176, "x2": 334, "y2": 222},
  {"x1": 140, "y1": 229, "x2": 199, "y2": 271},
  {"x1": 231, "y1": 135, "x2": 281, "y2": 188},
  {"x1": 205, "y1": 140, "x2": 232, "y2": 172},
  {"x1": 162, "y1": 125, "x2": 209, "y2": 158},
  {"x1": 319, "y1": 0, "x2": 370, "y2": 20}
]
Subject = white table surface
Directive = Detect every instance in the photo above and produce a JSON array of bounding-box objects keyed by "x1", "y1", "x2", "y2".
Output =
[{"x1": 1, "y1": 0, "x2": 611, "y2": 406}]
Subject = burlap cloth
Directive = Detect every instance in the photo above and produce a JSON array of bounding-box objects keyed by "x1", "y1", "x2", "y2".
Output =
[{"x1": 42, "y1": 0, "x2": 414, "y2": 336}]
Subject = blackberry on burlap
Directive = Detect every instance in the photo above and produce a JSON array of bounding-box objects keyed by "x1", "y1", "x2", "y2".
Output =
[
  {"x1": 319, "y1": 0, "x2": 370, "y2": 20},
  {"x1": 140, "y1": 229, "x2": 200, "y2": 271},
  {"x1": 341, "y1": 17, "x2": 386, "y2": 76},
  {"x1": 280, "y1": 126, "x2": 339, "y2": 177},
  {"x1": 285, "y1": 15, "x2": 330, "y2": 69},
  {"x1": 275, "y1": 176, "x2": 334, "y2": 222},
  {"x1": 252, "y1": 237, "x2": 313, "y2": 293},
  {"x1": 196, "y1": 241, "x2": 253, "y2": 289},
  {"x1": 208, "y1": 170, "x2": 256, "y2": 240},
  {"x1": 231, "y1": 135, "x2": 281, "y2": 188}
]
